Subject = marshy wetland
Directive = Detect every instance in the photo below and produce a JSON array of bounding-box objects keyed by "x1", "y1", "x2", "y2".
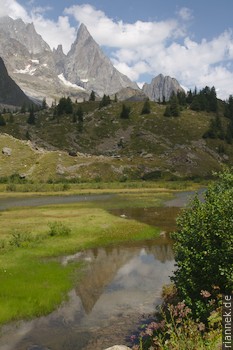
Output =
[{"x1": 0, "y1": 182, "x2": 202, "y2": 350}]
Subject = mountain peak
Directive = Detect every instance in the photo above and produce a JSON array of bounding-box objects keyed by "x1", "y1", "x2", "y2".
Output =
[
  {"x1": 72, "y1": 23, "x2": 93, "y2": 47},
  {"x1": 78, "y1": 23, "x2": 90, "y2": 35},
  {"x1": 142, "y1": 74, "x2": 184, "y2": 101},
  {"x1": 65, "y1": 23, "x2": 137, "y2": 96}
]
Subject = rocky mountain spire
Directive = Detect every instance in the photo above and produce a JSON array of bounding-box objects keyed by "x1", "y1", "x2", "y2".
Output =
[
  {"x1": 65, "y1": 23, "x2": 138, "y2": 96},
  {"x1": 0, "y1": 16, "x2": 50, "y2": 54}
]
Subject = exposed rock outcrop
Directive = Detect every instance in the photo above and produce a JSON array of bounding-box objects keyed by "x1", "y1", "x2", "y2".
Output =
[
  {"x1": 114, "y1": 87, "x2": 147, "y2": 101},
  {"x1": 0, "y1": 17, "x2": 137, "y2": 103},
  {"x1": 64, "y1": 24, "x2": 138, "y2": 96},
  {"x1": 2, "y1": 147, "x2": 12, "y2": 156},
  {"x1": 142, "y1": 74, "x2": 184, "y2": 101}
]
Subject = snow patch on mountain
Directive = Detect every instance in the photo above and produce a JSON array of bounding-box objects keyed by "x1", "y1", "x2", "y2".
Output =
[
  {"x1": 31, "y1": 59, "x2": 39, "y2": 64},
  {"x1": 58, "y1": 74, "x2": 86, "y2": 90},
  {"x1": 15, "y1": 65, "x2": 37, "y2": 76}
]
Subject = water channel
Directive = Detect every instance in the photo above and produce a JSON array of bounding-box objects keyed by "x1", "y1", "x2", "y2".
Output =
[{"x1": 0, "y1": 190, "x2": 203, "y2": 350}]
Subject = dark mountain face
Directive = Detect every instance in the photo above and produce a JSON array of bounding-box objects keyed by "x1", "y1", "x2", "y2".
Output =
[{"x1": 0, "y1": 57, "x2": 33, "y2": 106}]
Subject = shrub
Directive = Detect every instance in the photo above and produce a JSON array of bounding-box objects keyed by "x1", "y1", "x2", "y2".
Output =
[
  {"x1": 9, "y1": 232, "x2": 33, "y2": 248},
  {"x1": 48, "y1": 222, "x2": 71, "y2": 237},
  {"x1": 171, "y1": 168, "x2": 233, "y2": 320},
  {"x1": 131, "y1": 299, "x2": 221, "y2": 350}
]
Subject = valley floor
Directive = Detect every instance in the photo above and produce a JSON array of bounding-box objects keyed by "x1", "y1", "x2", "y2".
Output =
[{"x1": 0, "y1": 182, "x2": 194, "y2": 326}]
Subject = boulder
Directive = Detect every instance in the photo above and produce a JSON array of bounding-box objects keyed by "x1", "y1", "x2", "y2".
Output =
[
  {"x1": 104, "y1": 346, "x2": 131, "y2": 350},
  {"x1": 68, "y1": 150, "x2": 77, "y2": 157},
  {"x1": 2, "y1": 147, "x2": 12, "y2": 156}
]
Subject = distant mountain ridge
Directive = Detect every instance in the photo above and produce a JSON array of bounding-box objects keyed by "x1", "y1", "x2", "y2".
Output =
[
  {"x1": 142, "y1": 74, "x2": 184, "y2": 102},
  {"x1": 0, "y1": 16, "x2": 183, "y2": 105},
  {"x1": 0, "y1": 17, "x2": 137, "y2": 103}
]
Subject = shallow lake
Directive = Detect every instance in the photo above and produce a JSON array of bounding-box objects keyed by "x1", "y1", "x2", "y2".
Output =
[
  {"x1": 0, "y1": 239, "x2": 174, "y2": 350},
  {"x1": 0, "y1": 189, "x2": 204, "y2": 350}
]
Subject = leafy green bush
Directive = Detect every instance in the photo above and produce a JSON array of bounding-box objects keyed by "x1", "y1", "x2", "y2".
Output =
[
  {"x1": 8, "y1": 231, "x2": 39, "y2": 248},
  {"x1": 172, "y1": 168, "x2": 233, "y2": 320},
  {"x1": 48, "y1": 222, "x2": 71, "y2": 237}
]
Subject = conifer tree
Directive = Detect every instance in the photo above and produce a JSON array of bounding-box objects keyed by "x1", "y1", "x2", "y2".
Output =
[
  {"x1": 169, "y1": 93, "x2": 180, "y2": 116},
  {"x1": 42, "y1": 98, "x2": 47, "y2": 110},
  {"x1": 21, "y1": 104, "x2": 26, "y2": 113},
  {"x1": 141, "y1": 99, "x2": 151, "y2": 115},
  {"x1": 99, "y1": 94, "x2": 111, "y2": 109},
  {"x1": 224, "y1": 95, "x2": 233, "y2": 119},
  {"x1": 120, "y1": 104, "x2": 130, "y2": 119},
  {"x1": 57, "y1": 97, "x2": 73, "y2": 115},
  {"x1": 89, "y1": 90, "x2": 96, "y2": 101},
  {"x1": 27, "y1": 107, "x2": 35, "y2": 125},
  {"x1": 0, "y1": 114, "x2": 6, "y2": 126},
  {"x1": 77, "y1": 106, "x2": 84, "y2": 122}
]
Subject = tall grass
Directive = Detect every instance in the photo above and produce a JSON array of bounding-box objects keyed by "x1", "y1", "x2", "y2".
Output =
[{"x1": 0, "y1": 179, "x2": 203, "y2": 194}]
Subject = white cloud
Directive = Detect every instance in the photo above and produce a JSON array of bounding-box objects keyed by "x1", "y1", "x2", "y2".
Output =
[
  {"x1": 64, "y1": 4, "x2": 180, "y2": 49},
  {"x1": 0, "y1": 0, "x2": 30, "y2": 21},
  {"x1": 0, "y1": 1, "x2": 233, "y2": 98},
  {"x1": 30, "y1": 11, "x2": 76, "y2": 53}
]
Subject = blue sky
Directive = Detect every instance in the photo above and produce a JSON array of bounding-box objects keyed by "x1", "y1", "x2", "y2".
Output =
[
  {"x1": 1, "y1": 0, "x2": 233, "y2": 98},
  {"x1": 23, "y1": 0, "x2": 233, "y2": 41}
]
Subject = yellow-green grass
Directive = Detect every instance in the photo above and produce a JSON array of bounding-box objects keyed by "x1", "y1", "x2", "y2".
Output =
[
  {"x1": 0, "y1": 179, "x2": 202, "y2": 196},
  {"x1": 0, "y1": 189, "x2": 173, "y2": 325}
]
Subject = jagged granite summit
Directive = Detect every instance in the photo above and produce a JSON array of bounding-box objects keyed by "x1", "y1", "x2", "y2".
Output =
[
  {"x1": 64, "y1": 24, "x2": 138, "y2": 96},
  {"x1": 0, "y1": 17, "x2": 137, "y2": 103},
  {"x1": 0, "y1": 16, "x2": 90, "y2": 104},
  {"x1": 0, "y1": 16, "x2": 184, "y2": 104},
  {"x1": 142, "y1": 74, "x2": 184, "y2": 101},
  {"x1": 0, "y1": 57, "x2": 33, "y2": 106}
]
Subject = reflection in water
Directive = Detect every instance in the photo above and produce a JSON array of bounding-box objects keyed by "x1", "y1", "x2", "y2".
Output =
[
  {"x1": 109, "y1": 207, "x2": 180, "y2": 233},
  {"x1": 0, "y1": 242, "x2": 174, "y2": 350},
  {"x1": 0, "y1": 189, "x2": 197, "y2": 350},
  {"x1": 76, "y1": 242, "x2": 174, "y2": 315}
]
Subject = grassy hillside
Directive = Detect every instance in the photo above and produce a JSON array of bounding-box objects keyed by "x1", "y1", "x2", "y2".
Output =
[{"x1": 0, "y1": 100, "x2": 232, "y2": 182}]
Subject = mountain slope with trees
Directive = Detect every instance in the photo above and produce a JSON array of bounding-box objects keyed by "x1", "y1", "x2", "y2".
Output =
[{"x1": 0, "y1": 86, "x2": 233, "y2": 182}]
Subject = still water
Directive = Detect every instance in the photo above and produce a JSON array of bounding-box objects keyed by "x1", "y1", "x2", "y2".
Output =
[
  {"x1": 0, "y1": 190, "x2": 202, "y2": 350},
  {"x1": 0, "y1": 240, "x2": 174, "y2": 350}
]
